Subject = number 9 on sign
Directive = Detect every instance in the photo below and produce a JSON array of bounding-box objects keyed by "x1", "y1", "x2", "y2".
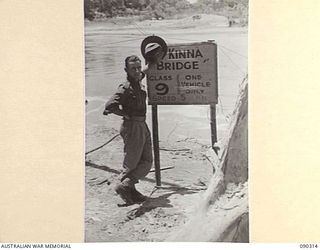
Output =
[{"x1": 155, "y1": 83, "x2": 169, "y2": 95}]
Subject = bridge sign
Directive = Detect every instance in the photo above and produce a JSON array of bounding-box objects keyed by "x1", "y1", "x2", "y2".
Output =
[{"x1": 147, "y1": 41, "x2": 218, "y2": 105}]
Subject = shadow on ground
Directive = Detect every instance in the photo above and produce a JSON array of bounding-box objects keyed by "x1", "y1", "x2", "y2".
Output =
[{"x1": 126, "y1": 186, "x2": 204, "y2": 220}]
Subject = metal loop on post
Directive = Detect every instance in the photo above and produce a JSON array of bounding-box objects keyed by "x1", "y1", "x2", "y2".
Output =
[{"x1": 141, "y1": 35, "x2": 168, "y2": 63}]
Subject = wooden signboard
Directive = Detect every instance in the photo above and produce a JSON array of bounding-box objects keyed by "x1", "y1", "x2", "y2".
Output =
[{"x1": 147, "y1": 41, "x2": 218, "y2": 105}]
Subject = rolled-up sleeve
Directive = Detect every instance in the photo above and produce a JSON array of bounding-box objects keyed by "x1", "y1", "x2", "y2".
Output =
[{"x1": 105, "y1": 84, "x2": 127, "y2": 114}]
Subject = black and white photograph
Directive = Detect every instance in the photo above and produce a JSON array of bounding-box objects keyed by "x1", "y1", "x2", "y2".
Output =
[{"x1": 84, "y1": 0, "x2": 248, "y2": 242}]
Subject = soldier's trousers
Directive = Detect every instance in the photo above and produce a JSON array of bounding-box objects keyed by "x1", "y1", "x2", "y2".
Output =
[{"x1": 119, "y1": 116, "x2": 153, "y2": 184}]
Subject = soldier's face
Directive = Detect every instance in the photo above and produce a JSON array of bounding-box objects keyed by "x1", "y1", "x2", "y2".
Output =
[{"x1": 126, "y1": 61, "x2": 142, "y2": 82}]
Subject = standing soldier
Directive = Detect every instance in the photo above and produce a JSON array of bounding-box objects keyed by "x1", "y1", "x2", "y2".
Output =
[{"x1": 103, "y1": 55, "x2": 153, "y2": 205}]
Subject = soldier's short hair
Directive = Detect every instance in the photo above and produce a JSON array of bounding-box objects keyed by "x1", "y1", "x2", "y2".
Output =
[{"x1": 125, "y1": 55, "x2": 141, "y2": 69}]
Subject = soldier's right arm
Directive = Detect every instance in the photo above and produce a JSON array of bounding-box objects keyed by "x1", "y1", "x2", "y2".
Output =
[{"x1": 104, "y1": 84, "x2": 129, "y2": 118}]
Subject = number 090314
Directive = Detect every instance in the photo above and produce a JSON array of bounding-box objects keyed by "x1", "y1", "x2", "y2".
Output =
[{"x1": 300, "y1": 244, "x2": 318, "y2": 248}]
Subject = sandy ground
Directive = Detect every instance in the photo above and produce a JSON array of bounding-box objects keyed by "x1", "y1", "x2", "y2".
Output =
[
  {"x1": 85, "y1": 122, "x2": 214, "y2": 241},
  {"x1": 85, "y1": 14, "x2": 248, "y2": 242}
]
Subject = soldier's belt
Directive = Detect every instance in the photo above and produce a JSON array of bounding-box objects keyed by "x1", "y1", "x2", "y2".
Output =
[{"x1": 124, "y1": 116, "x2": 146, "y2": 122}]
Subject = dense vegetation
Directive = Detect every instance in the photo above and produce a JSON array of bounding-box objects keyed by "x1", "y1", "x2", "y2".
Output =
[{"x1": 84, "y1": 0, "x2": 248, "y2": 24}]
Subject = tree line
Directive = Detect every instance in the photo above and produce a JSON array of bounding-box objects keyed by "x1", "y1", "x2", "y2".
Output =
[{"x1": 84, "y1": 0, "x2": 248, "y2": 23}]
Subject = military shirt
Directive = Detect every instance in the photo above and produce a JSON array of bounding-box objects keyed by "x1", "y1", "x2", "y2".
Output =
[{"x1": 105, "y1": 75, "x2": 147, "y2": 117}]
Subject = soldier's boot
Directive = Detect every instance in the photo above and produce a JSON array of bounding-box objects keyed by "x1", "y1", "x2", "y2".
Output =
[
  {"x1": 131, "y1": 186, "x2": 147, "y2": 203},
  {"x1": 115, "y1": 183, "x2": 134, "y2": 205}
]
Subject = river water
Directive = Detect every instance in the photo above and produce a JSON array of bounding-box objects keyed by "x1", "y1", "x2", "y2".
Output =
[{"x1": 85, "y1": 16, "x2": 247, "y2": 145}]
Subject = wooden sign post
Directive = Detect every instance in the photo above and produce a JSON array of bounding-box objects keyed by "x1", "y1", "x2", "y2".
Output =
[
  {"x1": 210, "y1": 104, "x2": 218, "y2": 154},
  {"x1": 151, "y1": 104, "x2": 161, "y2": 186},
  {"x1": 147, "y1": 41, "x2": 218, "y2": 186}
]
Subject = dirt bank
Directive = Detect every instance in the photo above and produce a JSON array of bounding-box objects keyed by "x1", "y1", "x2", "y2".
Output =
[{"x1": 169, "y1": 76, "x2": 248, "y2": 242}]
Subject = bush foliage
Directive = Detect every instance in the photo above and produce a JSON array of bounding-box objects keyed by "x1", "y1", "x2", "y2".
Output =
[{"x1": 84, "y1": 0, "x2": 248, "y2": 23}]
